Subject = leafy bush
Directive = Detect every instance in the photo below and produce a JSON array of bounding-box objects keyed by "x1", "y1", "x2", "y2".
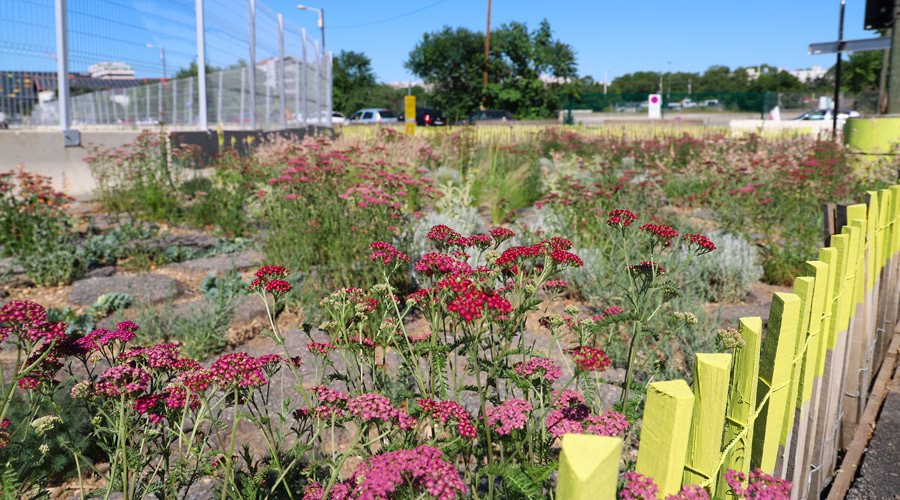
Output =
[{"x1": 671, "y1": 230, "x2": 763, "y2": 303}]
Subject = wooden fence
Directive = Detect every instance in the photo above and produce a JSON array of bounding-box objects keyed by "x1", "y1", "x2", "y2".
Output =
[{"x1": 557, "y1": 184, "x2": 900, "y2": 499}]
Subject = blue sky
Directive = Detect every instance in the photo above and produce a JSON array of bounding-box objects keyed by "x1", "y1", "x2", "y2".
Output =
[
  {"x1": 272, "y1": 0, "x2": 872, "y2": 83},
  {"x1": 2, "y1": 0, "x2": 876, "y2": 82}
]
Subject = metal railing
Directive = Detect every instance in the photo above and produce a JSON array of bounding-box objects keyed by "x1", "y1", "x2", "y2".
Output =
[{"x1": 1, "y1": 0, "x2": 331, "y2": 131}]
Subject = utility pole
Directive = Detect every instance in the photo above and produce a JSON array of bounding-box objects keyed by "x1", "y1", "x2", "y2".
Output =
[
  {"x1": 482, "y1": 0, "x2": 491, "y2": 110},
  {"x1": 688, "y1": 76, "x2": 692, "y2": 95},
  {"x1": 604, "y1": 69, "x2": 609, "y2": 95},
  {"x1": 888, "y1": 9, "x2": 900, "y2": 114},
  {"x1": 832, "y1": 0, "x2": 845, "y2": 141},
  {"x1": 878, "y1": 27, "x2": 891, "y2": 113}
]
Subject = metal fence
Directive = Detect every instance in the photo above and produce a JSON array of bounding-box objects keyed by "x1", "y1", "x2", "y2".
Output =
[
  {"x1": 1, "y1": 0, "x2": 331, "y2": 130},
  {"x1": 565, "y1": 92, "x2": 768, "y2": 127}
]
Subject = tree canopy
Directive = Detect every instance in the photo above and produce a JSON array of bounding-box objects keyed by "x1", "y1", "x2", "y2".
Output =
[{"x1": 405, "y1": 20, "x2": 577, "y2": 120}]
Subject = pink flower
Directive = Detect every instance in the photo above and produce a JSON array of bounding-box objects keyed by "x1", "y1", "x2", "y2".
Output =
[
  {"x1": 369, "y1": 241, "x2": 410, "y2": 265},
  {"x1": 485, "y1": 399, "x2": 532, "y2": 435},
  {"x1": 489, "y1": 227, "x2": 516, "y2": 244},
  {"x1": 607, "y1": 209, "x2": 638, "y2": 228},
  {"x1": 514, "y1": 357, "x2": 562, "y2": 382},
  {"x1": 95, "y1": 365, "x2": 151, "y2": 397},
  {"x1": 348, "y1": 393, "x2": 417, "y2": 430},
  {"x1": 418, "y1": 398, "x2": 477, "y2": 438}
]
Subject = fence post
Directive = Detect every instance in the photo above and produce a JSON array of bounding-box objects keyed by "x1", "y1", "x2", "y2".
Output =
[
  {"x1": 808, "y1": 247, "x2": 838, "y2": 495},
  {"x1": 295, "y1": 59, "x2": 301, "y2": 121},
  {"x1": 195, "y1": 0, "x2": 208, "y2": 129},
  {"x1": 635, "y1": 380, "x2": 694, "y2": 496},
  {"x1": 717, "y1": 317, "x2": 762, "y2": 499},
  {"x1": 327, "y1": 51, "x2": 333, "y2": 125},
  {"x1": 794, "y1": 260, "x2": 831, "y2": 500},
  {"x1": 173, "y1": 79, "x2": 178, "y2": 124},
  {"x1": 278, "y1": 13, "x2": 287, "y2": 129},
  {"x1": 777, "y1": 277, "x2": 814, "y2": 480},
  {"x1": 240, "y1": 67, "x2": 246, "y2": 129},
  {"x1": 132, "y1": 87, "x2": 137, "y2": 125},
  {"x1": 217, "y1": 71, "x2": 224, "y2": 124},
  {"x1": 314, "y1": 40, "x2": 321, "y2": 122},
  {"x1": 53, "y1": 0, "x2": 75, "y2": 143},
  {"x1": 683, "y1": 353, "x2": 732, "y2": 492},
  {"x1": 188, "y1": 77, "x2": 194, "y2": 125},
  {"x1": 248, "y1": 0, "x2": 256, "y2": 130},
  {"x1": 750, "y1": 292, "x2": 801, "y2": 474},
  {"x1": 302, "y1": 28, "x2": 308, "y2": 128},
  {"x1": 556, "y1": 434, "x2": 622, "y2": 500}
]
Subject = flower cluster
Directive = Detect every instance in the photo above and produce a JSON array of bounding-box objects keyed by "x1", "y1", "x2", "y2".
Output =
[
  {"x1": 446, "y1": 289, "x2": 513, "y2": 322},
  {"x1": 369, "y1": 241, "x2": 409, "y2": 265},
  {"x1": 348, "y1": 393, "x2": 417, "y2": 430},
  {"x1": 415, "y1": 252, "x2": 472, "y2": 277},
  {"x1": 724, "y1": 469, "x2": 791, "y2": 499},
  {"x1": 418, "y1": 399, "x2": 476, "y2": 438},
  {"x1": 683, "y1": 234, "x2": 717, "y2": 254},
  {"x1": 248, "y1": 265, "x2": 290, "y2": 292},
  {"x1": 628, "y1": 261, "x2": 667, "y2": 275},
  {"x1": 485, "y1": 399, "x2": 533, "y2": 436},
  {"x1": 607, "y1": 209, "x2": 638, "y2": 228},
  {"x1": 567, "y1": 346, "x2": 611, "y2": 372},
  {"x1": 717, "y1": 327, "x2": 746, "y2": 350},
  {"x1": 304, "y1": 446, "x2": 465, "y2": 500},
  {"x1": 514, "y1": 357, "x2": 562, "y2": 383},
  {"x1": 489, "y1": 227, "x2": 515, "y2": 244},
  {"x1": 95, "y1": 365, "x2": 151, "y2": 397},
  {"x1": 209, "y1": 352, "x2": 279, "y2": 389}
]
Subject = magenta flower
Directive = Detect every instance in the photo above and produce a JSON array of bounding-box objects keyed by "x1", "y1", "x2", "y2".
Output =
[
  {"x1": 418, "y1": 398, "x2": 476, "y2": 438},
  {"x1": 514, "y1": 357, "x2": 562, "y2": 383},
  {"x1": 485, "y1": 399, "x2": 533, "y2": 435}
]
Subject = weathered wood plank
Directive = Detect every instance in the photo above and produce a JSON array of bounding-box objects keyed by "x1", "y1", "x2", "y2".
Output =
[
  {"x1": 684, "y1": 353, "x2": 733, "y2": 492},
  {"x1": 717, "y1": 317, "x2": 763, "y2": 500},
  {"x1": 635, "y1": 380, "x2": 695, "y2": 496},
  {"x1": 556, "y1": 434, "x2": 622, "y2": 500},
  {"x1": 778, "y1": 277, "x2": 814, "y2": 482},
  {"x1": 751, "y1": 293, "x2": 801, "y2": 474}
]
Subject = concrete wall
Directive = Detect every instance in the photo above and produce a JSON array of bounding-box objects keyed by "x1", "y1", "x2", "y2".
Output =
[
  {"x1": 0, "y1": 130, "x2": 141, "y2": 200},
  {"x1": 0, "y1": 126, "x2": 330, "y2": 200}
]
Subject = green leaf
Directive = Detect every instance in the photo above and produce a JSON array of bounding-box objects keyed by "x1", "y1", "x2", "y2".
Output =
[{"x1": 501, "y1": 466, "x2": 543, "y2": 500}]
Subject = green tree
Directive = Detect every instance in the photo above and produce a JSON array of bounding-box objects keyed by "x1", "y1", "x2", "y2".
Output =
[
  {"x1": 405, "y1": 20, "x2": 577, "y2": 120},
  {"x1": 844, "y1": 51, "x2": 882, "y2": 92},
  {"x1": 333, "y1": 50, "x2": 379, "y2": 115},
  {"x1": 173, "y1": 60, "x2": 220, "y2": 80}
]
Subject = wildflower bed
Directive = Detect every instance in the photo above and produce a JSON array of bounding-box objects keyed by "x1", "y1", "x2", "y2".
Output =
[{"x1": 0, "y1": 125, "x2": 897, "y2": 499}]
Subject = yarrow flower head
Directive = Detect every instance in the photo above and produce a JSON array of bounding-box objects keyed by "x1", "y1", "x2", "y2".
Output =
[
  {"x1": 249, "y1": 265, "x2": 291, "y2": 291},
  {"x1": 264, "y1": 279, "x2": 293, "y2": 296},
  {"x1": 514, "y1": 357, "x2": 562, "y2": 383},
  {"x1": 683, "y1": 234, "x2": 717, "y2": 254},
  {"x1": 95, "y1": 365, "x2": 151, "y2": 397},
  {"x1": 640, "y1": 224, "x2": 679, "y2": 245},
  {"x1": 607, "y1": 209, "x2": 638, "y2": 228},
  {"x1": 673, "y1": 311, "x2": 699, "y2": 325},
  {"x1": 30, "y1": 415, "x2": 62, "y2": 436},
  {"x1": 348, "y1": 393, "x2": 417, "y2": 430},
  {"x1": 418, "y1": 399, "x2": 476, "y2": 438},
  {"x1": 724, "y1": 468, "x2": 791, "y2": 500},
  {"x1": 446, "y1": 289, "x2": 512, "y2": 322},
  {"x1": 627, "y1": 261, "x2": 666, "y2": 276},
  {"x1": 604, "y1": 306, "x2": 626, "y2": 316},
  {"x1": 567, "y1": 346, "x2": 611, "y2": 372},
  {"x1": 717, "y1": 327, "x2": 745, "y2": 350},
  {"x1": 484, "y1": 399, "x2": 532, "y2": 435},
  {"x1": 489, "y1": 227, "x2": 515, "y2": 245},
  {"x1": 369, "y1": 241, "x2": 409, "y2": 265},
  {"x1": 309, "y1": 446, "x2": 466, "y2": 500}
]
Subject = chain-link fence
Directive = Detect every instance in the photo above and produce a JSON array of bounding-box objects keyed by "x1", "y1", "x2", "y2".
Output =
[{"x1": 2, "y1": 0, "x2": 331, "y2": 130}]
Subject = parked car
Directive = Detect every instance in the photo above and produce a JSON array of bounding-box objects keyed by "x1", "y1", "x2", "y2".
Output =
[
  {"x1": 467, "y1": 109, "x2": 513, "y2": 124},
  {"x1": 0, "y1": 112, "x2": 7, "y2": 129},
  {"x1": 398, "y1": 107, "x2": 446, "y2": 126},
  {"x1": 793, "y1": 109, "x2": 860, "y2": 121},
  {"x1": 348, "y1": 108, "x2": 397, "y2": 124}
]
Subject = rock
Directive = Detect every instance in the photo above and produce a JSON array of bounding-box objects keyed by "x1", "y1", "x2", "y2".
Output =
[
  {"x1": 595, "y1": 383, "x2": 623, "y2": 411},
  {"x1": 170, "y1": 295, "x2": 268, "y2": 325},
  {"x1": 84, "y1": 266, "x2": 116, "y2": 279},
  {"x1": 165, "y1": 250, "x2": 262, "y2": 274},
  {"x1": 69, "y1": 274, "x2": 187, "y2": 306},
  {"x1": 0, "y1": 257, "x2": 24, "y2": 275}
]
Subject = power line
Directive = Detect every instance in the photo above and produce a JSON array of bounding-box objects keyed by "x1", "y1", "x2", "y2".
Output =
[{"x1": 329, "y1": 0, "x2": 448, "y2": 29}]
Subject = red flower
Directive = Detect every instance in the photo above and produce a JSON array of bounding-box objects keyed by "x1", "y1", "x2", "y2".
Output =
[
  {"x1": 566, "y1": 346, "x2": 611, "y2": 372},
  {"x1": 606, "y1": 209, "x2": 638, "y2": 228}
]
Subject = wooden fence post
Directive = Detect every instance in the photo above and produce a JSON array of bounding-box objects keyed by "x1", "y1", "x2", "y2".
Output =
[
  {"x1": 809, "y1": 247, "x2": 839, "y2": 495},
  {"x1": 778, "y1": 277, "x2": 814, "y2": 481},
  {"x1": 556, "y1": 434, "x2": 622, "y2": 500},
  {"x1": 751, "y1": 292, "x2": 801, "y2": 474},
  {"x1": 684, "y1": 353, "x2": 732, "y2": 492},
  {"x1": 793, "y1": 262, "x2": 830, "y2": 500},
  {"x1": 636, "y1": 380, "x2": 695, "y2": 496},
  {"x1": 717, "y1": 317, "x2": 762, "y2": 500}
]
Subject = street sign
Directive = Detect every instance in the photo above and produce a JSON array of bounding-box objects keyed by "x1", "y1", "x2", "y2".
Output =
[
  {"x1": 648, "y1": 94, "x2": 661, "y2": 119},
  {"x1": 809, "y1": 37, "x2": 891, "y2": 54}
]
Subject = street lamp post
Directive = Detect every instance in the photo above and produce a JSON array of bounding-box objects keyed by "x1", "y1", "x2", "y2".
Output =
[
  {"x1": 297, "y1": 5, "x2": 324, "y2": 57},
  {"x1": 146, "y1": 44, "x2": 166, "y2": 80},
  {"x1": 146, "y1": 44, "x2": 166, "y2": 119}
]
